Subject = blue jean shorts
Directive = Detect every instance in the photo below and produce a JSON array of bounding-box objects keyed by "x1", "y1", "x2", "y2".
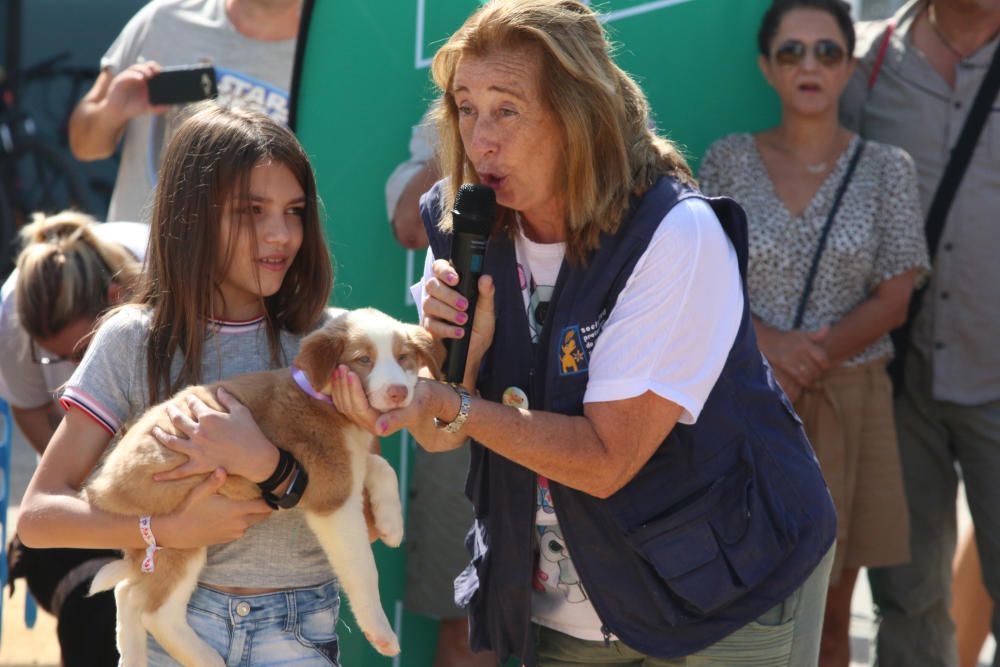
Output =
[{"x1": 147, "y1": 580, "x2": 340, "y2": 666}]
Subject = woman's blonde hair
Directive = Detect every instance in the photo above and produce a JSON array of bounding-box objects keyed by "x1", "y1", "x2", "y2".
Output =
[
  {"x1": 431, "y1": 0, "x2": 693, "y2": 261},
  {"x1": 15, "y1": 211, "x2": 141, "y2": 340},
  {"x1": 135, "y1": 102, "x2": 332, "y2": 404}
]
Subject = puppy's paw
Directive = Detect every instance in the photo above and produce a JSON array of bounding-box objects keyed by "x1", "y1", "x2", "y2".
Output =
[
  {"x1": 376, "y1": 512, "x2": 404, "y2": 548},
  {"x1": 364, "y1": 629, "x2": 401, "y2": 657}
]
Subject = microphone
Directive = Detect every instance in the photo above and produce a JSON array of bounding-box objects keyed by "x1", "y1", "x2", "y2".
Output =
[{"x1": 444, "y1": 183, "x2": 495, "y2": 384}]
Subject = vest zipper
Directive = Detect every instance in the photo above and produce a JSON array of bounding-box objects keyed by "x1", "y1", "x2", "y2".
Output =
[{"x1": 601, "y1": 624, "x2": 612, "y2": 648}]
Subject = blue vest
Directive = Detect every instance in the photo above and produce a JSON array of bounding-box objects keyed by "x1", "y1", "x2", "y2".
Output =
[{"x1": 422, "y1": 177, "x2": 836, "y2": 664}]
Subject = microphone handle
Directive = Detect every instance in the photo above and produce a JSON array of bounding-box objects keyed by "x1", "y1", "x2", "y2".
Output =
[{"x1": 444, "y1": 233, "x2": 487, "y2": 384}]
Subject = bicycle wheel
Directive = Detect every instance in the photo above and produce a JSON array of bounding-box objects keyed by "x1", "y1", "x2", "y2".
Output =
[{"x1": 3, "y1": 135, "x2": 95, "y2": 219}]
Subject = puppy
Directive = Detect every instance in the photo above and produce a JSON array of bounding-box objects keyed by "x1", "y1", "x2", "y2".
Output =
[{"x1": 84, "y1": 308, "x2": 440, "y2": 667}]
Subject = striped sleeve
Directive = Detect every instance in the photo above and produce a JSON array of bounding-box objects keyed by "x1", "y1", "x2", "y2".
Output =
[
  {"x1": 61, "y1": 306, "x2": 149, "y2": 436},
  {"x1": 60, "y1": 387, "x2": 121, "y2": 435}
]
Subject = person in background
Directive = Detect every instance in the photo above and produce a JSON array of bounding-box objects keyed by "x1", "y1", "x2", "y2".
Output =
[
  {"x1": 333, "y1": 1, "x2": 837, "y2": 665},
  {"x1": 0, "y1": 210, "x2": 147, "y2": 667},
  {"x1": 699, "y1": 1, "x2": 930, "y2": 664},
  {"x1": 0, "y1": 211, "x2": 147, "y2": 455},
  {"x1": 840, "y1": 1, "x2": 1000, "y2": 664},
  {"x1": 68, "y1": 0, "x2": 301, "y2": 223},
  {"x1": 386, "y1": 116, "x2": 438, "y2": 250}
]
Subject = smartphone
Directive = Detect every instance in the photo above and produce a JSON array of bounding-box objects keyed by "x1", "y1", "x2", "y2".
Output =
[{"x1": 147, "y1": 65, "x2": 218, "y2": 105}]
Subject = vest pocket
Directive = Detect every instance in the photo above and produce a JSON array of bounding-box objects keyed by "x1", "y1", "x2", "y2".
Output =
[{"x1": 626, "y1": 468, "x2": 788, "y2": 620}]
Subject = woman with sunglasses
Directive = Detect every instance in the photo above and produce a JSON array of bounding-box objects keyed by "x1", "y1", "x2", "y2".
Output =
[
  {"x1": 0, "y1": 210, "x2": 146, "y2": 666},
  {"x1": 0, "y1": 211, "x2": 146, "y2": 455},
  {"x1": 699, "y1": 1, "x2": 930, "y2": 665}
]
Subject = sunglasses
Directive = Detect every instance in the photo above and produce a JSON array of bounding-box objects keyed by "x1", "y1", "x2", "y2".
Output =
[
  {"x1": 30, "y1": 339, "x2": 87, "y2": 366},
  {"x1": 773, "y1": 39, "x2": 847, "y2": 67}
]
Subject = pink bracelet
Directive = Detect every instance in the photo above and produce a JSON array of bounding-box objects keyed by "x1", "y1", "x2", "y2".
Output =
[{"x1": 139, "y1": 516, "x2": 161, "y2": 573}]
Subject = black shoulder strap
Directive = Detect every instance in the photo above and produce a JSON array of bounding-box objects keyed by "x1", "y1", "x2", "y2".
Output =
[
  {"x1": 925, "y1": 41, "x2": 1000, "y2": 259},
  {"x1": 793, "y1": 141, "x2": 866, "y2": 330}
]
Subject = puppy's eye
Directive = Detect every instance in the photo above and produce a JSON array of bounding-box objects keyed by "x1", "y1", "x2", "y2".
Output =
[
  {"x1": 356, "y1": 355, "x2": 372, "y2": 365},
  {"x1": 397, "y1": 353, "x2": 411, "y2": 364}
]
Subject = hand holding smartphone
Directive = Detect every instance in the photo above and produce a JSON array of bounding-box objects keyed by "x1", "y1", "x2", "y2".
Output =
[{"x1": 147, "y1": 65, "x2": 218, "y2": 105}]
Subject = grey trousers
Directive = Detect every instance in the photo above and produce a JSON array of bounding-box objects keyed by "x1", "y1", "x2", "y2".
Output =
[{"x1": 869, "y1": 350, "x2": 1000, "y2": 667}]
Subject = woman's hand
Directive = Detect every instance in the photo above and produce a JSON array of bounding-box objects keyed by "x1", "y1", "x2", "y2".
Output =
[
  {"x1": 758, "y1": 324, "x2": 831, "y2": 388},
  {"x1": 330, "y1": 365, "x2": 381, "y2": 433},
  {"x1": 772, "y1": 367, "x2": 804, "y2": 403},
  {"x1": 421, "y1": 260, "x2": 495, "y2": 388},
  {"x1": 155, "y1": 469, "x2": 273, "y2": 548},
  {"x1": 152, "y1": 388, "x2": 279, "y2": 484}
]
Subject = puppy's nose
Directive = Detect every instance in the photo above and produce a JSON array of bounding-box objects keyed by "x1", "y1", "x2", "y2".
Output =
[{"x1": 386, "y1": 384, "x2": 409, "y2": 406}]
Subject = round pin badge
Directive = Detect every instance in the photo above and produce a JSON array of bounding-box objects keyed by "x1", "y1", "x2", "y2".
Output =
[{"x1": 502, "y1": 386, "x2": 529, "y2": 409}]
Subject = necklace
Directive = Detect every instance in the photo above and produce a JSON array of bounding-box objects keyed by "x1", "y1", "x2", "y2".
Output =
[
  {"x1": 805, "y1": 161, "x2": 829, "y2": 175},
  {"x1": 928, "y1": 3, "x2": 969, "y2": 60},
  {"x1": 767, "y1": 139, "x2": 833, "y2": 175}
]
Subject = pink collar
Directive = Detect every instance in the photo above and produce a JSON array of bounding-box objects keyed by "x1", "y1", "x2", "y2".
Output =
[{"x1": 291, "y1": 366, "x2": 333, "y2": 405}]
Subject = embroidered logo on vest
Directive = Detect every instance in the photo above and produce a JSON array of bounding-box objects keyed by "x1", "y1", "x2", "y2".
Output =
[{"x1": 558, "y1": 326, "x2": 588, "y2": 375}]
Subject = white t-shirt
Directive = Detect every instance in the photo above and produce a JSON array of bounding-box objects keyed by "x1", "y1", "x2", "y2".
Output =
[
  {"x1": 0, "y1": 222, "x2": 149, "y2": 410},
  {"x1": 414, "y1": 197, "x2": 743, "y2": 639}
]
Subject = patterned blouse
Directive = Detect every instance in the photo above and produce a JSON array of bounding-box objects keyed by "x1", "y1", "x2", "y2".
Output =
[{"x1": 699, "y1": 133, "x2": 930, "y2": 366}]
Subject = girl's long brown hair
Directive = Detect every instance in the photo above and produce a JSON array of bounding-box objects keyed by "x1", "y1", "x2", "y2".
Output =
[
  {"x1": 135, "y1": 103, "x2": 332, "y2": 403},
  {"x1": 431, "y1": 0, "x2": 694, "y2": 263}
]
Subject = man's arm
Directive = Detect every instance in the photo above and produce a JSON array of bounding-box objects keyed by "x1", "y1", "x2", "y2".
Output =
[
  {"x1": 69, "y1": 63, "x2": 166, "y2": 161},
  {"x1": 11, "y1": 402, "x2": 63, "y2": 455}
]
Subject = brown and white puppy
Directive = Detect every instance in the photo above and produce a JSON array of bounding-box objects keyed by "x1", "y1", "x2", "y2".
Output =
[{"x1": 84, "y1": 308, "x2": 440, "y2": 667}]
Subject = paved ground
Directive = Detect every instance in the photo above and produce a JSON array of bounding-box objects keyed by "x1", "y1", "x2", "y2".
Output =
[{"x1": 0, "y1": 420, "x2": 993, "y2": 666}]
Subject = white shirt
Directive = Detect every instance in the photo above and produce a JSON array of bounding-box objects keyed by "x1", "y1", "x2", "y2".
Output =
[{"x1": 414, "y1": 197, "x2": 743, "y2": 639}]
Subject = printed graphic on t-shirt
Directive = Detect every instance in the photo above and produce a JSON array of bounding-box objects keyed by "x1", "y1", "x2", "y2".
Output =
[
  {"x1": 147, "y1": 67, "x2": 290, "y2": 185},
  {"x1": 534, "y1": 525, "x2": 588, "y2": 603},
  {"x1": 537, "y1": 476, "x2": 555, "y2": 516},
  {"x1": 519, "y1": 263, "x2": 554, "y2": 344}
]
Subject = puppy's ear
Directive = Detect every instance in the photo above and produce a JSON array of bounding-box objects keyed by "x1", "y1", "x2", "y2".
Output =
[
  {"x1": 294, "y1": 319, "x2": 348, "y2": 391},
  {"x1": 408, "y1": 325, "x2": 445, "y2": 380}
]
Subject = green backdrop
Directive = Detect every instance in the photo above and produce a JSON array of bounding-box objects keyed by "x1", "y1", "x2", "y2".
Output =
[{"x1": 290, "y1": 2, "x2": 779, "y2": 665}]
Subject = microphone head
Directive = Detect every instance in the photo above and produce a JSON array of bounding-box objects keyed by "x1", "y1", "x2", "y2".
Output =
[{"x1": 452, "y1": 184, "x2": 496, "y2": 235}]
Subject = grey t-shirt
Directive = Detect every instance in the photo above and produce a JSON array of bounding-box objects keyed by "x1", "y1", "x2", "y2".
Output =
[
  {"x1": 101, "y1": 0, "x2": 295, "y2": 223},
  {"x1": 62, "y1": 305, "x2": 339, "y2": 588}
]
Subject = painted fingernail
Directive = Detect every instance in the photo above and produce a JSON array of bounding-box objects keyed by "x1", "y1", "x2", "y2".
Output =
[
  {"x1": 447, "y1": 272, "x2": 459, "y2": 284},
  {"x1": 377, "y1": 418, "x2": 388, "y2": 434},
  {"x1": 456, "y1": 297, "x2": 468, "y2": 310},
  {"x1": 454, "y1": 327, "x2": 465, "y2": 338},
  {"x1": 455, "y1": 312, "x2": 468, "y2": 324}
]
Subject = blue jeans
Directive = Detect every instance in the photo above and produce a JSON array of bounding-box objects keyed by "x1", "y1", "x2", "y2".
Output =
[{"x1": 147, "y1": 580, "x2": 340, "y2": 666}]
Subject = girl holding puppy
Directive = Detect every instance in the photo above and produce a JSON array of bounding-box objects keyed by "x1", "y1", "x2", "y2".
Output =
[{"x1": 18, "y1": 103, "x2": 346, "y2": 665}]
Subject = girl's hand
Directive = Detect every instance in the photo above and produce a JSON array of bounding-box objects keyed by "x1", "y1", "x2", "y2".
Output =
[
  {"x1": 421, "y1": 260, "x2": 496, "y2": 388},
  {"x1": 152, "y1": 388, "x2": 279, "y2": 484},
  {"x1": 156, "y1": 469, "x2": 273, "y2": 548}
]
